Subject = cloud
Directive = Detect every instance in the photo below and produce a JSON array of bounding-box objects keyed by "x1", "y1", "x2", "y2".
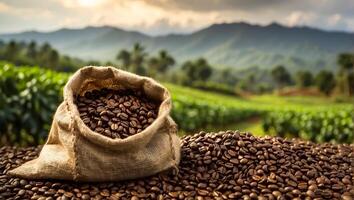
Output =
[
  {"x1": 142, "y1": 0, "x2": 288, "y2": 12},
  {"x1": 0, "y1": 2, "x2": 10, "y2": 12},
  {"x1": 0, "y1": 0, "x2": 353, "y2": 35},
  {"x1": 285, "y1": 11, "x2": 316, "y2": 27}
]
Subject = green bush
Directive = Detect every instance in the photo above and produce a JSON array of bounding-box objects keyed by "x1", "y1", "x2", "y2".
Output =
[
  {"x1": 263, "y1": 108, "x2": 354, "y2": 143},
  {"x1": 0, "y1": 63, "x2": 353, "y2": 145},
  {"x1": 0, "y1": 63, "x2": 68, "y2": 145},
  {"x1": 172, "y1": 96, "x2": 261, "y2": 131},
  {"x1": 190, "y1": 81, "x2": 237, "y2": 96}
]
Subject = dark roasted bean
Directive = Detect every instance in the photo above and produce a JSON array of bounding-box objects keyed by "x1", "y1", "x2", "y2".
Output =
[{"x1": 76, "y1": 88, "x2": 159, "y2": 139}]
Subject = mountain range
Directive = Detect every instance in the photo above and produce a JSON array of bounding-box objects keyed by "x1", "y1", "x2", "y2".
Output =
[{"x1": 1, "y1": 22, "x2": 353, "y2": 72}]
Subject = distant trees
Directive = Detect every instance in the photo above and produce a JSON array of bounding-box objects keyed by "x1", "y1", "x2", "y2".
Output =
[
  {"x1": 181, "y1": 58, "x2": 213, "y2": 83},
  {"x1": 116, "y1": 50, "x2": 131, "y2": 68},
  {"x1": 0, "y1": 40, "x2": 87, "y2": 71},
  {"x1": 337, "y1": 53, "x2": 354, "y2": 96},
  {"x1": 271, "y1": 65, "x2": 292, "y2": 89},
  {"x1": 148, "y1": 50, "x2": 175, "y2": 77},
  {"x1": 26, "y1": 41, "x2": 37, "y2": 59},
  {"x1": 116, "y1": 43, "x2": 147, "y2": 75},
  {"x1": 295, "y1": 70, "x2": 314, "y2": 88},
  {"x1": 2, "y1": 39, "x2": 352, "y2": 97},
  {"x1": 4, "y1": 41, "x2": 19, "y2": 61},
  {"x1": 220, "y1": 68, "x2": 238, "y2": 86},
  {"x1": 116, "y1": 43, "x2": 146, "y2": 74},
  {"x1": 130, "y1": 43, "x2": 147, "y2": 75},
  {"x1": 315, "y1": 70, "x2": 336, "y2": 96},
  {"x1": 116, "y1": 43, "x2": 176, "y2": 77}
]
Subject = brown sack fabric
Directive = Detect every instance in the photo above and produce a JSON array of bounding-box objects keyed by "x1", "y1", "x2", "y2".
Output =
[{"x1": 9, "y1": 66, "x2": 181, "y2": 182}]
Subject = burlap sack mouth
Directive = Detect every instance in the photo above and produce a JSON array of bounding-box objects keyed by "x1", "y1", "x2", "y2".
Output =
[{"x1": 63, "y1": 66, "x2": 173, "y2": 150}]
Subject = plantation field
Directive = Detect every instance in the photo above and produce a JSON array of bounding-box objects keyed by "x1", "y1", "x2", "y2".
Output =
[{"x1": 0, "y1": 63, "x2": 353, "y2": 145}]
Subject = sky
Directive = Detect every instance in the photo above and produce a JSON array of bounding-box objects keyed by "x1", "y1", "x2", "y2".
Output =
[{"x1": 0, "y1": 0, "x2": 353, "y2": 35}]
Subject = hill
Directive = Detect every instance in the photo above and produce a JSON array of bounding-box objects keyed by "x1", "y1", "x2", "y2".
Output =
[{"x1": 1, "y1": 23, "x2": 353, "y2": 72}]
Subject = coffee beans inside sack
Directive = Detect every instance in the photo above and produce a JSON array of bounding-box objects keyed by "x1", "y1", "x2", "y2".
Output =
[
  {"x1": 76, "y1": 88, "x2": 159, "y2": 139},
  {"x1": 8, "y1": 66, "x2": 181, "y2": 181}
]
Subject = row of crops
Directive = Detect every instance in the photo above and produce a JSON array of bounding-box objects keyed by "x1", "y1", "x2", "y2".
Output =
[
  {"x1": 172, "y1": 96, "x2": 262, "y2": 132},
  {"x1": 0, "y1": 63, "x2": 353, "y2": 145},
  {"x1": 263, "y1": 108, "x2": 353, "y2": 143},
  {"x1": 0, "y1": 63, "x2": 261, "y2": 145}
]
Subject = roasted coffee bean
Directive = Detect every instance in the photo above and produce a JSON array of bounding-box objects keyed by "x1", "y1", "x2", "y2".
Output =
[
  {"x1": 1, "y1": 131, "x2": 353, "y2": 199},
  {"x1": 75, "y1": 88, "x2": 159, "y2": 139}
]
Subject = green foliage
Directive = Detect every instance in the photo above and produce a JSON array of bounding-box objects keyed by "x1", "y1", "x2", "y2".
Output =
[
  {"x1": 1, "y1": 63, "x2": 353, "y2": 146},
  {"x1": 315, "y1": 70, "x2": 336, "y2": 96},
  {"x1": 148, "y1": 50, "x2": 175, "y2": 75},
  {"x1": 0, "y1": 40, "x2": 89, "y2": 71},
  {"x1": 181, "y1": 58, "x2": 213, "y2": 83},
  {"x1": 271, "y1": 65, "x2": 292, "y2": 88},
  {"x1": 0, "y1": 63, "x2": 255, "y2": 145},
  {"x1": 172, "y1": 96, "x2": 260, "y2": 132},
  {"x1": 191, "y1": 81, "x2": 237, "y2": 96},
  {"x1": 337, "y1": 53, "x2": 354, "y2": 96},
  {"x1": 295, "y1": 70, "x2": 314, "y2": 88},
  {"x1": 0, "y1": 62, "x2": 68, "y2": 145},
  {"x1": 263, "y1": 108, "x2": 354, "y2": 143},
  {"x1": 337, "y1": 53, "x2": 354, "y2": 71},
  {"x1": 116, "y1": 43, "x2": 147, "y2": 75}
]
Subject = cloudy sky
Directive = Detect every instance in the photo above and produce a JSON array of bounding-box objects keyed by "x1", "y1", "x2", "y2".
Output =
[{"x1": 0, "y1": 0, "x2": 353, "y2": 35}]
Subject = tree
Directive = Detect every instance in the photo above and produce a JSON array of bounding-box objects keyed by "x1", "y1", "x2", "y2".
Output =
[
  {"x1": 38, "y1": 42, "x2": 52, "y2": 68},
  {"x1": 48, "y1": 49, "x2": 59, "y2": 70},
  {"x1": 130, "y1": 43, "x2": 147, "y2": 75},
  {"x1": 181, "y1": 58, "x2": 213, "y2": 83},
  {"x1": 220, "y1": 68, "x2": 238, "y2": 86},
  {"x1": 195, "y1": 58, "x2": 212, "y2": 81},
  {"x1": 39, "y1": 42, "x2": 52, "y2": 55},
  {"x1": 27, "y1": 40, "x2": 38, "y2": 61},
  {"x1": 245, "y1": 74, "x2": 256, "y2": 92},
  {"x1": 181, "y1": 61, "x2": 196, "y2": 83},
  {"x1": 4, "y1": 40, "x2": 19, "y2": 61},
  {"x1": 295, "y1": 70, "x2": 314, "y2": 88},
  {"x1": 315, "y1": 70, "x2": 336, "y2": 96},
  {"x1": 116, "y1": 49, "x2": 131, "y2": 68},
  {"x1": 148, "y1": 50, "x2": 175, "y2": 77},
  {"x1": 116, "y1": 43, "x2": 146, "y2": 75},
  {"x1": 271, "y1": 65, "x2": 292, "y2": 89},
  {"x1": 337, "y1": 53, "x2": 354, "y2": 96},
  {"x1": 338, "y1": 53, "x2": 354, "y2": 71}
]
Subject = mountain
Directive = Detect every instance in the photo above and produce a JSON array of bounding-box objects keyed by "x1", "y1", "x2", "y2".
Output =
[{"x1": 1, "y1": 23, "x2": 353, "y2": 72}]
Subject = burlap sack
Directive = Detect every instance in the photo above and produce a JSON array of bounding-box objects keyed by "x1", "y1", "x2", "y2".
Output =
[{"x1": 9, "y1": 66, "x2": 181, "y2": 182}]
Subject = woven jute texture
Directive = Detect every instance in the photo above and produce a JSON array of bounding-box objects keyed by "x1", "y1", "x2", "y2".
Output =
[{"x1": 9, "y1": 66, "x2": 181, "y2": 182}]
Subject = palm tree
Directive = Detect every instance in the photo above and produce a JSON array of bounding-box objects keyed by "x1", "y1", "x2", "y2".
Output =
[
  {"x1": 337, "y1": 53, "x2": 354, "y2": 96},
  {"x1": 271, "y1": 65, "x2": 292, "y2": 90},
  {"x1": 116, "y1": 49, "x2": 131, "y2": 69},
  {"x1": 130, "y1": 43, "x2": 147, "y2": 75},
  {"x1": 48, "y1": 49, "x2": 59, "y2": 70},
  {"x1": 4, "y1": 40, "x2": 19, "y2": 61},
  {"x1": 156, "y1": 50, "x2": 175, "y2": 72},
  {"x1": 148, "y1": 50, "x2": 175, "y2": 77},
  {"x1": 27, "y1": 41, "x2": 38, "y2": 62}
]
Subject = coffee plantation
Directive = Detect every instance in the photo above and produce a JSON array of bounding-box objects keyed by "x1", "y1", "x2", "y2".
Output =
[
  {"x1": 263, "y1": 108, "x2": 354, "y2": 143},
  {"x1": 0, "y1": 62, "x2": 353, "y2": 145}
]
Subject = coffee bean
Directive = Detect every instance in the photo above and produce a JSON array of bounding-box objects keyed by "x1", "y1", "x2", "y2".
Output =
[
  {"x1": 1, "y1": 131, "x2": 353, "y2": 199},
  {"x1": 240, "y1": 158, "x2": 248, "y2": 164},
  {"x1": 75, "y1": 88, "x2": 159, "y2": 139}
]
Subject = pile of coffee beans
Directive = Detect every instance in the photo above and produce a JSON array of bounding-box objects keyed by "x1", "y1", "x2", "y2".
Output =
[
  {"x1": 1, "y1": 131, "x2": 353, "y2": 200},
  {"x1": 75, "y1": 88, "x2": 159, "y2": 139}
]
